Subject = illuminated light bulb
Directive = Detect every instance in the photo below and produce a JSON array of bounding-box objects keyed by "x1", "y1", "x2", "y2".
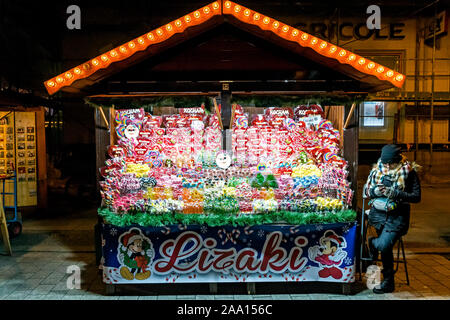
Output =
[
  {"x1": 272, "y1": 21, "x2": 279, "y2": 29},
  {"x1": 56, "y1": 77, "x2": 64, "y2": 83},
  {"x1": 234, "y1": 5, "x2": 241, "y2": 13},
  {"x1": 65, "y1": 72, "x2": 73, "y2": 79},
  {"x1": 156, "y1": 29, "x2": 163, "y2": 36},
  {"x1": 74, "y1": 67, "x2": 81, "y2": 74},
  {"x1": 175, "y1": 20, "x2": 182, "y2": 27},
  {"x1": 166, "y1": 24, "x2": 172, "y2": 32},
  {"x1": 119, "y1": 46, "x2": 127, "y2": 53},
  {"x1": 138, "y1": 37, "x2": 145, "y2": 45},
  {"x1": 358, "y1": 58, "x2": 366, "y2": 65},
  {"x1": 339, "y1": 49, "x2": 346, "y2": 57},
  {"x1": 263, "y1": 17, "x2": 270, "y2": 24},
  {"x1": 376, "y1": 66, "x2": 385, "y2": 73},
  {"x1": 225, "y1": 1, "x2": 231, "y2": 9},
  {"x1": 244, "y1": 9, "x2": 250, "y2": 17},
  {"x1": 184, "y1": 15, "x2": 191, "y2": 23},
  {"x1": 147, "y1": 33, "x2": 155, "y2": 41},
  {"x1": 348, "y1": 54, "x2": 356, "y2": 61},
  {"x1": 386, "y1": 70, "x2": 394, "y2": 77},
  {"x1": 47, "y1": 81, "x2": 55, "y2": 87},
  {"x1": 212, "y1": 2, "x2": 220, "y2": 10},
  {"x1": 395, "y1": 74, "x2": 404, "y2": 81},
  {"x1": 301, "y1": 33, "x2": 308, "y2": 41},
  {"x1": 310, "y1": 37, "x2": 318, "y2": 45},
  {"x1": 291, "y1": 29, "x2": 299, "y2": 37},
  {"x1": 367, "y1": 62, "x2": 375, "y2": 69},
  {"x1": 253, "y1": 13, "x2": 260, "y2": 21},
  {"x1": 92, "y1": 59, "x2": 99, "y2": 66},
  {"x1": 319, "y1": 41, "x2": 327, "y2": 49},
  {"x1": 194, "y1": 11, "x2": 201, "y2": 19},
  {"x1": 203, "y1": 7, "x2": 210, "y2": 14},
  {"x1": 128, "y1": 41, "x2": 136, "y2": 48},
  {"x1": 101, "y1": 55, "x2": 109, "y2": 62}
]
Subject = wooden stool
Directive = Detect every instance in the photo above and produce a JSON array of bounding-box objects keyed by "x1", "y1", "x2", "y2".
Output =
[{"x1": 0, "y1": 201, "x2": 12, "y2": 255}]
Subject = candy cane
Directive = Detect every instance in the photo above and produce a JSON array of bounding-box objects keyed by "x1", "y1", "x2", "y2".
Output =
[
  {"x1": 289, "y1": 226, "x2": 300, "y2": 234},
  {"x1": 244, "y1": 226, "x2": 254, "y2": 235},
  {"x1": 161, "y1": 226, "x2": 171, "y2": 235},
  {"x1": 218, "y1": 228, "x2": 226, "y2": 245},
  {"x1": 230, "y1": 229, "x2": 241, "y2": 244}
]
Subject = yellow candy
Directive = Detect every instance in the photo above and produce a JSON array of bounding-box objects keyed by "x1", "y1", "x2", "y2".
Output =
[{"x1": 126, "y1": 163, "x2": 150, "y2": 178}]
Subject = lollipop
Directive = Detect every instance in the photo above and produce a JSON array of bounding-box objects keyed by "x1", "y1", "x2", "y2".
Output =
[
  {"x1": 284, "y1": 118, "x2": 296, "y2": 130},
  {"x1": 235, "y1": 115, "x2": 248, "y2": 129},
  {"x1": 116, "y1": 124, "x2": 127, "y2": 140},
  {"x1": 256, "y1": 162, "x2": 266, "y2": 172},
  {"x1": 318, "y1": 120, "x2": 333, "y2": 131}
]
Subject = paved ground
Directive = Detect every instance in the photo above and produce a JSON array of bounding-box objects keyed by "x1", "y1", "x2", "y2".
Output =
[
  {"x1": 0, "y1": 251, "x2": 449, "y2": 300},
  {"x1": 0, "y1": 185, "x2": 449, "y2": 300}
]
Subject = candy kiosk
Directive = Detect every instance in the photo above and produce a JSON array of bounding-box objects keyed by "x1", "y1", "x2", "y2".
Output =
[{"x1": 42, "y1": 1, "x2": 405, "y2": 295}]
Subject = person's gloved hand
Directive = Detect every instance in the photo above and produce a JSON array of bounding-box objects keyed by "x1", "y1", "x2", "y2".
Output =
[
  {"x1": 373, "y1": 186, "x2": 383, "y2": 197},
  {"x1": 382, "y1": 187, "x2": 397, "y2": 199}
]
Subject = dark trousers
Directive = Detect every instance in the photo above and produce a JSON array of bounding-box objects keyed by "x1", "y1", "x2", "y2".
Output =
[{"x1": 372, "y1": 227, "x2": 401, "y2": 279}]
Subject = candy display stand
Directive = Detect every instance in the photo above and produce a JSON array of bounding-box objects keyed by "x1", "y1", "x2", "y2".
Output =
[
  {"x1": 97, "y1": 104, "x2": 358, "y2": 295},
  {"x1": 41, "y1": 0, "x2": 405, "y2": 296}
]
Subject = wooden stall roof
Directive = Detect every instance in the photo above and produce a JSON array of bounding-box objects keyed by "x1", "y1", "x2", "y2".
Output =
[{"x1": 44, "y1": 0, "x2": 405, "y2": 96}]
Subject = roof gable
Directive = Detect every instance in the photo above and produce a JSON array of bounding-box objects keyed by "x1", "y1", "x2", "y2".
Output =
[{"x1": 44, "y1": 0, "x2": 405, "y2": 95}]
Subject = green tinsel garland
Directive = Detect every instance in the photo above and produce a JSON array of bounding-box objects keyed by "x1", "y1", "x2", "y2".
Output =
[{"x1": 98, "y1": 207, "x2": 356, "y2": 227}]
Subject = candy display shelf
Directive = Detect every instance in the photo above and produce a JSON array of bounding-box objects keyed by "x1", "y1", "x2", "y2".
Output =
[{"x1": 97, "y1": 103, "x2": 358, "y2": 293}]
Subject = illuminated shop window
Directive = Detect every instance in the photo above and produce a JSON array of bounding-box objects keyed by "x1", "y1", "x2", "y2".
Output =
[{"x1": 362, "y1": 101, "x2": 385, "y2": 127}]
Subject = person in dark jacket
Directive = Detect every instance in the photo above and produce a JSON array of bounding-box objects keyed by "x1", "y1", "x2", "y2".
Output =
[{"x1": 364, "y1": 144, "x2": 421, "y2": 294}]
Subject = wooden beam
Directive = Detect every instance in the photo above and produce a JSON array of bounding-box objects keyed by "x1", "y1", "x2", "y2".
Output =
[
  {"x1": 36, "y1": 107, "x2": 48, "y2": 209},
  {"x1": 98, "y1": 107, "x2": 109, "y2": 127},
  {"x1": 344, "y1": 103, "x2": 356, "y2": 129}
]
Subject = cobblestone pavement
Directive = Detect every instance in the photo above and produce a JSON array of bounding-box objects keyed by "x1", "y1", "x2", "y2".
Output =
[
  {"x1": 0, "y1": 251, "x2": 449, "y2": 300},
  {"x1": 1, "y1": 185, "x2": 449, "y2": 300}
]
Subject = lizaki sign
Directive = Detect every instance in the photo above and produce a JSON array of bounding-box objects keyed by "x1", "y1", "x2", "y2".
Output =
[{"x1": 100, "y1": 223, "x2": 356, "y2": 284}]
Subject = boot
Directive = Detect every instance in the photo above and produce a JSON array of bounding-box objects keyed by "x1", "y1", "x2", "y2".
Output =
[
  {"x1": 368, "y1": 237, "x2": 379, "y2": 264},
  {"x1": 373, "y1": 269, "x2": 395, "y2": 294}
]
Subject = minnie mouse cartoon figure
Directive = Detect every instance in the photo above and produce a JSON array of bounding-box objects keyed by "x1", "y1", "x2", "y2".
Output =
[{"x1": 308, "y1": 230, "x2": 347, "y2": 280}]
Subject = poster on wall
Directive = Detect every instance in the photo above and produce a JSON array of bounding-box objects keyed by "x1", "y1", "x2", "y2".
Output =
[
  {"x1": 100, "y1": 222, "x2": 357, "y2": 284},
  {"x1": 0, "y1": 112, "x2": 15, "y2": 206},
  {"x1": 363, "y1": 102, "x2": 385, "y2": 127},
  {"x1": 15, "y1": 112, "x2": 37, "y2": 207}
]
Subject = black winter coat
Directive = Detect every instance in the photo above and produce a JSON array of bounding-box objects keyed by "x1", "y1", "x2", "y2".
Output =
[{"x1": 367, "y1": 169, "x2": 421, "y2": 235}]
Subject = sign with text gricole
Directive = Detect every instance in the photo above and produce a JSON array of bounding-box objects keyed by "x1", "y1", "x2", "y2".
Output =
[
  {"x1": 293, "y1": 21, "x2": 406, "y2": 41},
  {"x1": 100, "y1": 222, "x2": 356, "y2": 284}
]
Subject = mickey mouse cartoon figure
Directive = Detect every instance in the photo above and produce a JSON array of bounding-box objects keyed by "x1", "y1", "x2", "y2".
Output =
[
  {"x1": 308, "y1": 230, "x2": 347, "y2": 280},
  {"x1": 118, "y1": 228, "x2": 154, "y2": 281}
]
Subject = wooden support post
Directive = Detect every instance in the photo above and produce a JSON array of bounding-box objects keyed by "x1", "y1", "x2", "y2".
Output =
[
  {"x1": 221, "y1": 88, "x2": 232, "y2": 150},
  {"x1": 344, "y1": 103, "x2": 356, "y2": 130},
  {"x1": 343, "y1": 102, "x2": 359, "y2": 211},
  {"x1": 95, "y1": 108, "x2": 110, "y2": 195},
  {"x1": 36, "y1": 107, "x2": 48, "y2": 209}
]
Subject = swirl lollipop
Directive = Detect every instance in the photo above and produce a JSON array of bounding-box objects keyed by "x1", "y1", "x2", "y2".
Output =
[
  {"x1": 235, "y1": 115, "x2": 248, "y2": 129},
  {"x1": 284, "y1": 118, "x2": 296, "y2": 130},
  {"x1": 116, "y1": 124, "x2": 127, "y2": 140}
]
